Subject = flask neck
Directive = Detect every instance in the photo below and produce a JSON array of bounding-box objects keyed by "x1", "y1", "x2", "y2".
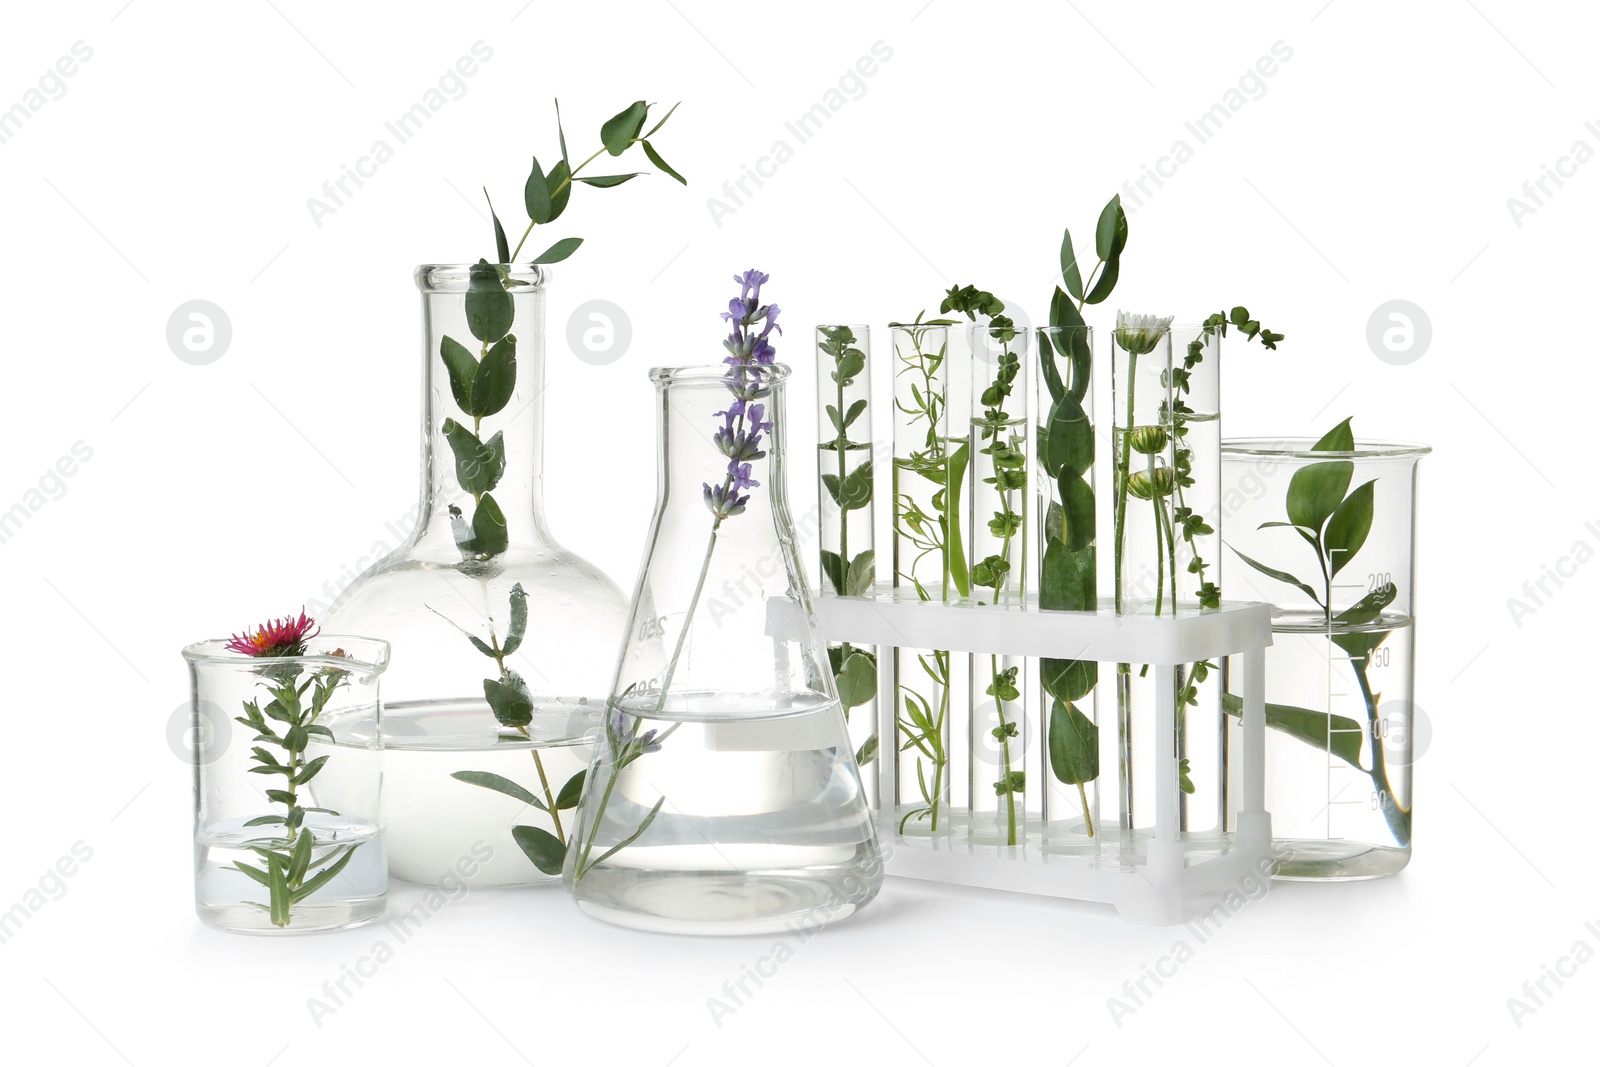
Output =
[{"x1": 413, "y1": 277, "x2": 553, "y2": 558}]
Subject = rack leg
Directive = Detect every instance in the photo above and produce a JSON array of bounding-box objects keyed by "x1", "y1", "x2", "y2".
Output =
[{"x1": 1236, "y1": 646, "x2": 1273, "y2": 854}]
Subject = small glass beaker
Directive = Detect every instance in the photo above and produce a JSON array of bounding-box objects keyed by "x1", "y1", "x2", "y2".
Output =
[
  {"x1": 1221, "y1": 433, "x2": 1430, "y2": 878},
  {"x1": 565, "y1": 362, "x2": 883, "y2": 934},
  {"x1": 185, "y1": 634, "x2": 388, "y2": 932}
]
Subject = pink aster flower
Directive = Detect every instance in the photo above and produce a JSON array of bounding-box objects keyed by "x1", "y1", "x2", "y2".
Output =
[{"x1": 226, "y1": 610, "x2": 319, "y2": 657}]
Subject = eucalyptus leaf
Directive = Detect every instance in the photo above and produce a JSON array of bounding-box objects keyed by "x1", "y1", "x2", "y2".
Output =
[
  {"x1": 465, "y1": 260, "x2": 514, "y2": 343},
  {"x1": 1095, "y1": 194, "x2": 1128, "y2": 258},
  {"x1": 1058, "y1": 473, "x2": 1095, "y2": 553},
  {"x1": 1060, "y1": 228, "x2": 1084, "y2": 302},
  {"x1": 1040, "y1": 539, "x2": 1094, "y2": 611},
  {"x1": 643, "y1": 100, "x2": 680, "y2": 138},
  {"x1": 600, "y1": 100, "x2": 648, "y2": 155},
  {"x1": 501, "y1": 582, "x2": 529, "y2": 657},
  {"x1": 472, "y1": 335, "x2": 518, "y2": 417},
  {"x1": 524, "y1": 156, "x2": 551, "y2": 224},
  {"x1": 1044, "y1": 395, "x2": 1092, "y2": 479},
  {"x1": 472, "y1": 493, "x2": 509, "y2": 556},
  {"x1": 439, "y1": 336, "x2": 478, "y2": 412},
  {"x1": 575, "y1": 173, "x2": 643, "y2": 188},
  {"x1": 642, "y1": 140, "x2": 685, "y2": 185},
  {"x1": 532, "y1": 236, "x2": 583, "y2": 264},
  {"x1": 546, "y1": 159, "x2": 572, "y2": 222},
  {"x1": 485, "y1": 188, "x2": 510, "y2": 264},
  {"x1": 1083, "y1": 254, "x2": 1119, "y2": 304},
  {"x1": 440, "y1": 419, "x2": 505, "y2": 495}
]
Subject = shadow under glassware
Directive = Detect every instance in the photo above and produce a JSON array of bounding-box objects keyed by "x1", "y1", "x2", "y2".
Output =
[
  {"x1": 565, "y1": 363, "x2": 884, "y2": 935},
  {"x1": 321, "y1": 264, "x2": 630, "y2": 889},
  {"x1": 1220, "y1": 437, "x2": 1430, "y2": 880},
  {"x1": 185, "y1": 635, "x2": 389, "y2": 934}
]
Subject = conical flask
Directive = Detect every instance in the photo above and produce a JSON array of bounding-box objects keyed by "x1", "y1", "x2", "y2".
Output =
[{"x1": 565, "y1": 359, "x2": 884, "y2": 934}]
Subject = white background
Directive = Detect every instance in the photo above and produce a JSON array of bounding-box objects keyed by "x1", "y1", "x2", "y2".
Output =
[{"x1": 0, "y1": 1, "x2": 1592, "y2": 1063}]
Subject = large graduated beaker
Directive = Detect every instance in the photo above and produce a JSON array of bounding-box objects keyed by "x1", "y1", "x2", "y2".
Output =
[
  {"x1": 565, "y1": 358, "x2": 883, "y2": 934},
  {"x1": 1221, "y1": 427, "x2": 1430, "y2": 878}
]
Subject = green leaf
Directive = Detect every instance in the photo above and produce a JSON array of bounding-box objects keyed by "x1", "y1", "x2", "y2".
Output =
[
  {"x1": 483, "y1": 673, "x2": 532, "y2": 728},
  {"x1": 1222, "y1": 693, "x2": 1365, "y2": 769},
  {"x1": 290, "y1": 846, "x2": 356, "y2": 903},
  {"x1": 1041, "y1": 658, "x2": 1097, "y2": 702},
  {"x1": 243, "y1": 815, "x2": 286, "y2": 827},
  {"x1": 465, "y1": 260, "x2": 514, "y2": 343},
  {"x1": 1039, "y1": 539, "x2": 1094, "y2": 611},
  {"x1": 267, "y1": 853, "x2": 290, "y2": 925},
  {"x1": 1335, "y1": 582, "x2": 1396, "y2": 627},
  {"x1": 1059, "y1": 228, "x2": 1083, "y2": 302},
  {"x1": 472, "y1": 493, "x2": 509, "y2": 556},
  {"x1": 485, "y1": 188, "x2": 510, "y2": 264},
  {"x1": 819, "y1": 549, "x2": 846, "y2": 595},
  {"x1": 287, "y1": 830, "x2": 313, "y2": 883},
  {"x1": 553, "y1": 98, "x2": 570, "y2": 166},
  {"x1": 845, "y1": 550, "x2": 875, "y2": 596},
  {"x1": 294, "y1": 755, "x2": 329, "y2": 785},
  {"x1": 501, "y1": 583, "x2": 529, "y2": 658},
  {"x1": 1227, "y1": 545, "x2": 1322, "y2": 606},
  {"x1": 643, "y1": 100, "x2": 680, "y2": 137},
  {"x1": 836, "y1": 350, "x2": 866, "y2": 383},
  {"x1": 472, "y1": 335, "x2": 517, "y2": 418},
  {"x1": 1324, "y1": 480, "x2": 1376, "y2": 577},
  {"x1": 232, "y1": 860, "x2": 269, "y2": 886},
  {"x1": 441, "y1": 419, "x2": 505, "y2": 495},
  {"x1": 946, "y1": 443, "x2": 971, "y2": 597},
  {"x1": 511, "y1": 825, "x2": 567, "y2": 876},
  {"x1": 835, "y1": 651, "x2": 877, "y2": 709},
  {"x1": 1043, "y1": 395, "x2": 1092, "y2": 479},
  {"x1": 600, "y1": 100, "x2": 649, "y2": 155},
  {"x1": 1058, "y1": 474, "x2": 1095, "y2": 553},
  {"x1": 555, "y1": 770, "x2": 586, "y2": 810},
  {"x1": 545, "y1": 159, "x2": 572, "y2": 222},
  {"x1": 1286, "y1": 459, "x2": 1354, "y2": 534},
  {"x1": 837, "y1": 458, "x2": 873, "y2": 511},
  {"x1": 855, "y1": 734, "x2": 879, "y2": 766},
  {"x1": 1095, "y1": 194, "x2": 1129, "y2": 258},
  {"x1": 524, "y1": 156, "x2": 551, "y2": 224},
  {"x1": 575, "y1": 173, "x2": 643, "y2": 188},
  {"x1": 450, "y1": 770, "x2": 549, "y2": 810},
  {"x1": 1048, "y1": 699, "x2": 1098, "y2": 784},
  {"x1": 642, "y1": 140, "x2": 685, "y2": 184},
  {"x1": 531, "y1": 236, "x2": 583, "y2": 264},
  {"x1": 1312, "y1": 416, "x2": 1355, "y2": 452},
  {"x1": 1083, "y1": 254, "x2": 1119, "y2": 304},
  {"x1": 439, "y1": 335, "x2": 478, "y2": 413}
]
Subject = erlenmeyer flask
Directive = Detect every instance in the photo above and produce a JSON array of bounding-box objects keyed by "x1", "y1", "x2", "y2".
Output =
[{"x1": 565, "y1": 360, "x2": 883, "y2": 935}]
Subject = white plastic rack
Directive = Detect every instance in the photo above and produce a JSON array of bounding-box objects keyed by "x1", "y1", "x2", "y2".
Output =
[{"x1": 812, "y1": 587, "x2": 1274, "y2": 926}]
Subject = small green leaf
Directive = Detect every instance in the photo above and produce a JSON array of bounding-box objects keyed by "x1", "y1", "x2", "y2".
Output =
[
  {"x1": 472, "y1": 334, "x2": 517, "y2": 418},
  {"x1": 837, "y1": 458, "x2": 874, "y2": 511},
  {"x1": 545, "y1": 159, "x2": 572, "y2": 222},
  {"x1": 511, "y1": 825, "x2": 567, "y2": 876},
  {"x1": 1222, "y1": 693, "x2": 1365, "y2": 769},
  {"x1": 1043, "y1": 395, "x2": 1093, "y2": 479},
  {"x1": 472, "y1": 493, "x2": 509, "y2": 556},
  {"x1": 1095, "y1": 194, "x2": 1128, "y2": 259},
  {"x1": 819, "y1": 549, "x2": 846, "y2": 595},
  {"x1": 232, "y1": 860, "x2": 269, "y2": 886},
  {"x1": 450, "y1": 770, "x2": 548, "y2": 811},
  {"x1": 835, "y1": 651, "x2": 877, "y2": 709},
  {"x1": 465, "y1": 260, "x2": 514, "y2": 343},
  {"x1": 1059, "y1": 228, "x2": 1084, "y2": 302},
  {"x1": 294, "y1": 755, "x2": 329, "y2": 785},
  {"x1": 1312, "y1": 417, "x2": 1355, "y2": 452},
  {"x1": 1058, "y1": 474, "x2": 1095, "y2": 553},
  {"x1": 643, "y1": 100, "x2": 680, "y2": 138},
  {"x1": 1039, "y1": 539, "x2": 1094, "y2": 611},
  {"x1": 483, "y1": 673, "x2": 532, "y2": 728},
  {"x1": 855, "y1": 734, "x2": 879, "y2": 766},
  {"x1": 242, "y1": 815, "x2": 285, "y2": 827},
  {"x1": 1041, "y1": 658, "x2": 1097, "y2": 702},
  {"x1": 1286, "y1": 459, "x2": 1354, "y2": 534},
  {"x1": 501, "y1": 583, "x2": 529, "y2": 657},
  {"x1": 553, "y1": 98, "x2": 570, "y2": 167},
  {"x1": 1048, "y1": 699, "x2": 1098, "y2": 784},
  {"x1": 290, "y1": 846, "x2": 356, "y2": 903},
  {"x1": 555, "y1": 770, "x2": 586, "y2": 810},
  {"x1": 1324, "y1": 479, "x2": 1376, "y2": 577},
  {"x1": 484, "y1": 188, "x2": 510, "y2": 264},
  {"x1": 642, "y1": 140, "x2": 685, "y2": 185},
  {"x1": 845, "y1": 550, "x2": 875, "y2": 596},
  {"x1": 574, "y1": 173, "x2": 643, "y2": 188},
  {"x1": 441, "y1": 419, "x2": 505, "y2": 495},
  {"x1": 525, "y1": 156, "x2": 551, "y2": 224},
  {"x1": 1083, "y1": 254, "x2": 1119, "y2": 304},
  {"x1": 600, "y1": 100, "x2": 649, "y2": 155},
  {"x1": 287, "y1": 830, "x2": 313, "y2": 883},
  {"x1": 1227, "y1": 544, "x2": 1322, "y2": 606},
  {"x1": 531, "y1": 237, "x2": 583, "y2": 264}
]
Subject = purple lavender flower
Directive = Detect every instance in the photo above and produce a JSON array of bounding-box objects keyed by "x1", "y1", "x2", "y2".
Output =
[{"x1": 703, "y1": 270, "x2": 779, "y2": 522}]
